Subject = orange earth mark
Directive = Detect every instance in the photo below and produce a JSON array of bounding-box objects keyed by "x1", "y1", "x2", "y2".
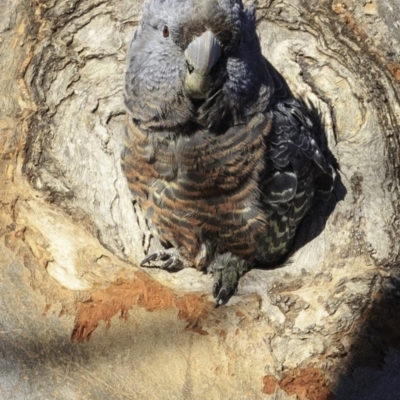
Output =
[
  {"x1": 71, "y1": 271, "x2": 211, "y2": 342},
  {"x1": 263, "y1": 368, "x2": 334, "y2": 399},
  {"x1": 273, "y1": 367, "x2": 334, "y2": 400},
  {"x1": 388, "y1": 63, "x2": 400, "y2": 82}
]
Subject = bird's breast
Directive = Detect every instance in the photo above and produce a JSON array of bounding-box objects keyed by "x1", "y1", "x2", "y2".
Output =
[{"x1": 123, "y1": 114, "x2": 272, "y2": 265}]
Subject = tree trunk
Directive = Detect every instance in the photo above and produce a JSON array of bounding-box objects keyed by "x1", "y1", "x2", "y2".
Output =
[{"x1": 1, "y1": 0, "x2": 400, "y2": 398}]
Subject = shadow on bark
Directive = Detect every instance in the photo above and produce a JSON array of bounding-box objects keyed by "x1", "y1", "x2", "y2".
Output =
[
  {"x1": 291, "y1": 101, "x2": 347, "y2": 254},
  {"x1": 332, "y1": 270, "x2": 400, "y2": 399}
]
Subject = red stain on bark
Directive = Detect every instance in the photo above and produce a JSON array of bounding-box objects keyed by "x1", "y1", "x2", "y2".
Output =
[
  {"x1": 279, "y1": 367, "x2": 333, "y2": 400},
  {"x1": 71, "y1": 271, "x2": 211, "y2": 341},
  {"x1": 175, "y1": 293, "x2": 210, "y2": 335},
  {"x1": 262, "y1": 375, "x2": 278, "y2": 395},
  {"x1": 388, "y1": 63, "x2": 400, "y2": 81}
]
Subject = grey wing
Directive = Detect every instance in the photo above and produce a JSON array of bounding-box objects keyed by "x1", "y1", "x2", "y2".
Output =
[{"x1": 259, "y1": 95, "x2": 335, "y2": 261}]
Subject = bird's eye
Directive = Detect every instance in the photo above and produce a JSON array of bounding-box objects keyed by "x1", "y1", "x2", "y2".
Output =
[{"x1": 162, "y1": 25, "x2": 169, "y2": 38}]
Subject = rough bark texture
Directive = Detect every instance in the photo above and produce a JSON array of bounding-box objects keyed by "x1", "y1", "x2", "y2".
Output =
[{"x1": 1, "y1": 0, "x2": 400, "y2": 398}]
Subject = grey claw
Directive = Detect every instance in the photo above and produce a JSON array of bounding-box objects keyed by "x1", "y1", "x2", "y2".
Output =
[
  {"x1": 212, "y1": 281, "x2": 220, "y2": 299},
  {"x1": 162, "y1": 257, "x2": 175, "y2": 269},
  {"x1": 212, "y1": 271, "x2": 222, "y2": 298},
  {"x1": 140, "y1": 250, "x2": 182, "y2": 270},
  {"x1": 140, "y1": 253, "x2": 158, "y2": 266},
  {"x1": 214, "y1": 288, "x2": 228, "y2": 308}
]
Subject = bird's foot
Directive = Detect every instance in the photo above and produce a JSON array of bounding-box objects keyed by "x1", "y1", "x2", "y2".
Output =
[
  {"x1": 140, "y1": 248, "x2": 183, "y2": 270},
  {"x1": 209, "y1": 253, "x2": 249, "y2": 307},
  {"x1": 212, "y1": 266, "x2": 239, "y2": 307}
]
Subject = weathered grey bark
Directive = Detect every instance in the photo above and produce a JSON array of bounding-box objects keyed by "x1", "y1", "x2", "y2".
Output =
[{"x1": 1, "y1": 0, "x2": 399, "y2": 398}]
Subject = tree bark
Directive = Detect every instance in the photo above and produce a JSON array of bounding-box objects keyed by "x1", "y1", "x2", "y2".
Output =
[{"x1": 1, "y1": 0, "x2": 400, "y2": 398}]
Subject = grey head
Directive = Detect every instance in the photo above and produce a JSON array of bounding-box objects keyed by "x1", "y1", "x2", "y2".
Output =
[{"x1": 124, "y1": 0, "x2": 273, "y2": 132}]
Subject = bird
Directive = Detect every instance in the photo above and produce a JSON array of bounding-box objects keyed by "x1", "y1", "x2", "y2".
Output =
[{"x1": 121, "y1": 0, "x2": 335, "y2": 306}]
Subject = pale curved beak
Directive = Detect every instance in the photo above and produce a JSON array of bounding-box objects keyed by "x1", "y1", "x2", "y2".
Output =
[{"x1": 184, "y1": 30, "x2": 222, "y2": 99}]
